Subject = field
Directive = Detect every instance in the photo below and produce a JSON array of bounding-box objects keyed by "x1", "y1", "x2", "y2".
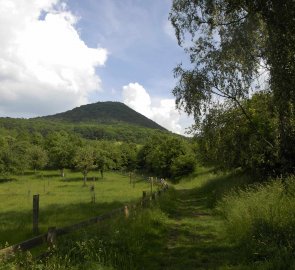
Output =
[
  {"x1": 2, "y1": 168, "x2": 293, "y2": 269},
  {"x1": 0, "y1": 170, "x2": 152, "y2": 248}
]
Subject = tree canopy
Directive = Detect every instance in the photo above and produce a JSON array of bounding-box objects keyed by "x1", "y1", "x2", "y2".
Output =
[{"x1": 170, "y1": 0, "x2": 295, "y2": 173}]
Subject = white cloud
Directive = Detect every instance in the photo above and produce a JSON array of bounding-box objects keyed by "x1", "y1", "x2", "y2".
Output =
[
  {"x1": 163, "y1": 20, "x2": 177, "y2": 41},
  {"x1": 122, "y1": 82, "x2": 193, "y2": 135},
  {"x1": 122, "y1": 83, "x2": 152, "y2": 118},
  {"x1": 0, "y1": 0, "x2": 107, "y2": 117}
]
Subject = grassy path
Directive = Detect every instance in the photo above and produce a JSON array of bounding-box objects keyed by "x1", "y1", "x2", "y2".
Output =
[{"x1": 137, "y1": 171, "x2": 248, "y2": 269}]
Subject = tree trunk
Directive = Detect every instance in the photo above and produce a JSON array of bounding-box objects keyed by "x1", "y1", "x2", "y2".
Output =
[
  {"x1": 60, "y1": 168, "x2": 65, "y2": 178},
  {"x1": 83, "y1": 170, "x2": 87, "y2": 186},
  {"x1": 263, "y1": 1, "x2": 295, "y2": 173}
]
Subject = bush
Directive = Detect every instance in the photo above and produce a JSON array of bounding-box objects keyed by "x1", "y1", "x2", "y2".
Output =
[
  {"x1": 218, "y1": 175, "x2": 295, "y2": 267},
  {"x1": 170, "y1": 154, "x2": 196, "y2": 181}
]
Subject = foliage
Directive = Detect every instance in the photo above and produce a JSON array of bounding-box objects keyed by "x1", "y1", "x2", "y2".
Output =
[
  {"x1": 169, "y1": 0, "x2": 295, "y2": 174},
  {"x1": 0, "y1": 136, "x2": 30, "y2": 177},
  {"x1": 138, "y1": 135, "x2": 196, "y2": 180},
  {"x1": 45, "y1": 131, "x2": 81, "y2": 176},
  {"x1": 0, "y1": 117, "x2": 168, "y2": 145},
  {"x1": 119, "y1": 143, "x2": 138, "y2": 171},
  {"x1": 196, "y1": 92, "x2": 278, "y2": 174},
  {"x1": 28, "y1": 145, "x2": 48, "y2": 171},
  {"x1": 43, "y1": 101, "x2": 166, "y2": 131},
  {"x1": 74, "y1": 146, "x2": 97, "y2": 185},
  {"x1": 170, "y1": 154, "x2": 196, "y2": 180}
]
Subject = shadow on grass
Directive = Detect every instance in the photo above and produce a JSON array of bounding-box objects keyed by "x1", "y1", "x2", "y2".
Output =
[
  {"x1": 0, "y1": 178, "x2": 16, "y2": 184},
  {"x1": 60, "y1": 176, "x2": 103, "y2": 182},
  {"x1": 0, "y1": 200, "x2": 130, "y2": 247},
  {"x1": 41, "y1": 173, "x2": 63, "y2": 178},
  {"x1": 135, "y1": 173, "x2": 251, "y2": 269},
  {"x1": 186, "y1": 171, "x2": 255, "y2": 208},
  {"x1": 1, "y1": 172, "x2": 251, "y2": 269}
]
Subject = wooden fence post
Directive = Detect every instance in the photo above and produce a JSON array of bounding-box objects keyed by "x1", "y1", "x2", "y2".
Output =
[
  {"x1": 33, "y1": 194, "x2": 39, "y2": 234},
  {"x1": 90, "y1": 185, "x2": 95, "y2": 203},
  {"x1": 124, "y1": 205, "x2": 129, "y2": 219},
  {"x1": 150, "y1": 177, "x2": 153, "y2": 194},
  {"x1": 142, "y1": 191, "x2": 147, "y2": 207},
  {"x1": 47, "y1": 227, "x2": 56, "y2": 247}
]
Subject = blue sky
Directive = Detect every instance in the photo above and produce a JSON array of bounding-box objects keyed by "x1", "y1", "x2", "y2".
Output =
[
  {"x1": 68, "y1": 0, "x2": 181, "y2": 97},
  {"x1": 0, "y1": 0, "x2": 193, "y2": 134}
]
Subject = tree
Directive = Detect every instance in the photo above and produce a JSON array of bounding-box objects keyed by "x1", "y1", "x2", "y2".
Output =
[
  {"x1": 119, "y1": 143, "x2": 138, "y2": 172},
  {"x1": 94, "y1": 148, "x2": 108, "y2": 179},
  {"x1": 170, "y1": 0, "x2": 295, "y2": 173},
  {"x1": 138, "y1": 135, "x2": 195, "y2": 179},
  {"x1": 0, "y1": 136, "x2": 18, "y2": 177},
  {"x1": 171, "y1": 154, "x2": 196, "y2": 181},
  {"x1": 0, "y1": 136, "x2": 30, "y2": 177},
  {"x1": 74, "y1": 146, "x2": 96, "y2": 186},
  {"x1": 196, "y1": 92, "x2": 277, "y2": 174},
  {"x1": 29, "y1": 145, "x2": 48, "y2": 172},
  {"x1": 46, "y1": 131, "x2": 81, "y2": 177}
]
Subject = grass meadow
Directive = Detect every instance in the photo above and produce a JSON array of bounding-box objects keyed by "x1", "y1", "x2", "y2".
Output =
[
  {"x1": 1, "y1": 168, "x2": 295, "y2": 269},
  {"x1": 0, "y1": 170, "x2": 151, "y2": 248}
]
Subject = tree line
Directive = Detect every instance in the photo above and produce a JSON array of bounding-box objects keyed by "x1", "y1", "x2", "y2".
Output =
[{"x1": 0, "y1": 130, "x2": 196, "y2": 183}]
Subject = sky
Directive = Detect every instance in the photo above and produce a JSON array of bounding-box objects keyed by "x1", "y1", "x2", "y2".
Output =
[{"x1": 0, "y1": 0, "x2": 194, "y2": 135}]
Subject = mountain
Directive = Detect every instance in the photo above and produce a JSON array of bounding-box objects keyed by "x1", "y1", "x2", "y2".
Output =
[
  {"x1": 0, "y1": 102, "x2": 179, "y2": 144},
  {"x1": 40, "y1": 101, "x2": 166, "y2": 131}
]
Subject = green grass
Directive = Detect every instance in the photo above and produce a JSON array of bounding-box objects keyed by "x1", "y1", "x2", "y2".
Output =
[
  {"x1": 3, "y1": 168, "x2": 293, "y2": 269},
  {"x1": 4, "y1": 167, "x2": 252, "y2": 269},
  {"x1": 0, "y1": 170, "x2": 152, "y2": 247},
  {"x1": 218, "y1": 176, "x2": 295, "y2": 269}
]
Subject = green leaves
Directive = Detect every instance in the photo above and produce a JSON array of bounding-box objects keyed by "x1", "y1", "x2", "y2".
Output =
[
  {"x1": 197, "y1": 92, "x2": 278, "y2": 173},
  {"x1": 170, "y1": 0, "x2": 295, "y2": 174},
  {"x1": 138, "y1": 135, "x2": 196, "y2": 179}
]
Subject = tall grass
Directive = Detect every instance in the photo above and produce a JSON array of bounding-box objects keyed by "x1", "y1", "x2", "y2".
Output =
[
  {"x1": 218, "y1": 176, "x2": 295, "y2": 268},
  {"x1": 2, "y1": 205, "x2": 169, "y2": 270}
]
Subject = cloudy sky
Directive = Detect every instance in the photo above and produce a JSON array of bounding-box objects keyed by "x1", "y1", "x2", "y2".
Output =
[{"x1": 0, "y1": 0, "x2": 194, "y2": 134}]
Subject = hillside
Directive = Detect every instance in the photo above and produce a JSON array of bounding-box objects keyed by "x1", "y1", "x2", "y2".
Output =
[
  {"x1": 40, "y1": 101, "x2": 166, "y2": 131},
  {"x1": 0, "y1": 102, "x2": 173, "y2": 144}
]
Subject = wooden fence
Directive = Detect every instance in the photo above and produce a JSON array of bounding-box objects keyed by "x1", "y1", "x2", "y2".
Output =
[{"x1": 0, "y1": 185, "x2": 168, "y2": 262}]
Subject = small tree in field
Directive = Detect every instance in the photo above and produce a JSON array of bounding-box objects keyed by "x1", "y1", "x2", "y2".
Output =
[
  {"x1": 46, "y1": 131, "x2": 81, "y2": 178},
  {"x1": 74, "y1": 146, "x2": 96, "y2": 186},
  {"x1": 94, "y1": 149, "x2": 108, "y2": 179},
  {"x1": 29, "y1": 145, "x2": 48, "y2": 172}
]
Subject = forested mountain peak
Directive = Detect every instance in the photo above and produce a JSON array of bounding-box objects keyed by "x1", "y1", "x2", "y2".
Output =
[{"x1": 39, "y1": 101, "x2": 166, "y2": 131}]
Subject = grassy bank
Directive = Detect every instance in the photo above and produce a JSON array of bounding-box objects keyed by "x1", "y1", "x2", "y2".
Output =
[{"x1": 219, "y1": 175, "x2": 295, "y2": 269}]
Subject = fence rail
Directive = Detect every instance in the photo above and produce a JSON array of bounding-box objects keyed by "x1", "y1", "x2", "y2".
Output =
[{"x1": 0, "y1": 186, "x2": 168, "y2": 262}]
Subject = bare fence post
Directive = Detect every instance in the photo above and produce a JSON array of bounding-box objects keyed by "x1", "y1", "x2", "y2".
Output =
[
  {"x1": 33, "y1": 194, "x2": 39, "y2": 234},
  {"x1": 142, "y1": 191, "x2": 147, "y2": 207},
  {"x1": 124, "y1": 205, "x2": 129, "y2": 219},
  {"x1": 150, "y1": 177, "x2": 153, "y2": 195},
  {"x1": 47, "y1": 227, "x2": 56, "y2": 247},
  {"x1": 90, "y1": 185, "x2": 95, "y2": 203}
]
